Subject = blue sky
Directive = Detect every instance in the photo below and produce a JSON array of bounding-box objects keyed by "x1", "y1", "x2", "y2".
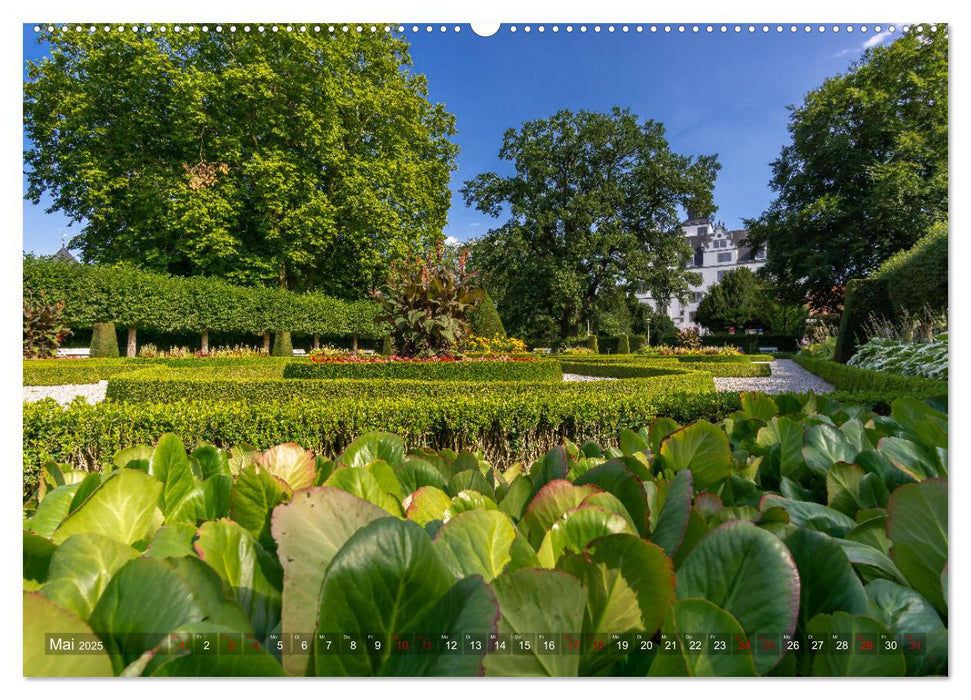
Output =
[{"x1": 22, "y1": 23, "x2": 900, "y2": 254}]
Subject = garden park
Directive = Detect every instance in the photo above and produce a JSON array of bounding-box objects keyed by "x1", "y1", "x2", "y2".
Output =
[{"x1": 22, "y1": 24, "x2": 948, "y2": 678}]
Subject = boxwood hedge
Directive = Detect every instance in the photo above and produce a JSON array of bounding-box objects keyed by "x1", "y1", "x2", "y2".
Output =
[
  {"x1": 283, "y1": 358, "x2": 562, "y2": 382},
  {"x1": 793, "y1": 355, "x2": 948, "y2": 394}
]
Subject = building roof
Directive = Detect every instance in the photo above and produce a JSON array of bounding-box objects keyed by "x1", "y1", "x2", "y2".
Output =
[{"x1": 51, "y1": 245, "x2": 77, "y2": 264}]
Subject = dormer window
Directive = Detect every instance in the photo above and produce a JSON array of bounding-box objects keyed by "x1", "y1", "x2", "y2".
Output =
[{"x1": 696, "y1": 226, "x2": 707, "y2": 235}]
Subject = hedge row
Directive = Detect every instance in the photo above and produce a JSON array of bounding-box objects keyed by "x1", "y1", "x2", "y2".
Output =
[
  {"x1": 792, "y1": 355, "x2": 948, "y2": 394},
  {"x1": 282, "y1": 359, "x2": 562, "y2": 382},
  {"x1": 23, "y1": 256, "x2": 386, "y2": 338},
  {"x1": 700, "y1": 333, "x2": 799, "y2": 353},
  {"x1": 23, "y1": 388, "x2": 737, "y2": 498},
  {"x1": 104, "y1": 367, "x2": 715, "y2": 404},
  {"x1": 559, "y1": 357, "x2": 771, "y2": 378},
  {"x1": 23, "y1": 357, "x2": 293, "y2": 386},
  {"x1": 835, "y1": 223, "x2": 948, "y2": 363}
]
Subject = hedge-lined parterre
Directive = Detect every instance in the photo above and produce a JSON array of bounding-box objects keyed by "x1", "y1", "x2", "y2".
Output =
[
  {"x1": 23, "y1": 356, "x2": 294, "y2": 386},
  {"x1": 283, "y1": 357, "x2": 562, "y2": 382}
]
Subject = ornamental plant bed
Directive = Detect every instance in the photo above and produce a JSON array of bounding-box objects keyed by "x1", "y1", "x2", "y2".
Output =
[
  {"x1": 23, "y1": 393, "x2": 947, "y2": 676},
  {"x1": 284, "y1": 357, "x2": 561, "y2": 382}
]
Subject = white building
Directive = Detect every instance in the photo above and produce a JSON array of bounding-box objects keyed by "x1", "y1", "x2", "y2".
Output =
[{"x1": 638, "y1": 216, "x2": 766, "y2": 330}]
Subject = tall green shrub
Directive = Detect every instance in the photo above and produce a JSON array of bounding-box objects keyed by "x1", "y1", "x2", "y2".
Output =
[
  {"x1": 585, "y1": 334, "x2": 599, "y2": 353},
  {"x1": 834, "y1": 278, "x2": 894, "y2": 363},
  {"x1": 90, "y1": 322, "x2": 120, "y2": 358},
  {"x1": 271, "y1": 331, "x2": 293, "y2": 357},
  {"x1": 470, "y1": 292, "x2": 506, "y2": 337},
  {"x1": 616, "y1": 334, "x2": 631, "y2": 354}
]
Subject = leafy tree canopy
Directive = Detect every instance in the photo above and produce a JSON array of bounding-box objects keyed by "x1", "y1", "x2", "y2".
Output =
[
  {"x1": 24, "y1": 25, "x2": 458, "y2": 296},
  {"x1": 462, "y1": 107, "x2": 719, "y2": 343},
  {"x1": 695, "y1": 267, "x2": 807, "y2": 336},
  {"x1": 745, "y1": 28, "x2": 948, "y2": 311}
]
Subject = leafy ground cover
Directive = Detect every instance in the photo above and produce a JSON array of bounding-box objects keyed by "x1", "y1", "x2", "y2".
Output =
[
  {"x1": 23, "y1": 393, "x2": 947, "y2": 676},
  {"x1": 848, "y1": 335, "x2": 948, "y2": 381}
]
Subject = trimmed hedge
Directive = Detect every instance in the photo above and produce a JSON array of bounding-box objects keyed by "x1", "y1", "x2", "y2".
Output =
[
  {"x1": 700, "y1": 333, "x2": 799, "y2": 353},
  {"x1": 105, "y1": 366, "x2": 715, "y2": 403},
  {"x1": 23, "y1": 357, "x2": 292, "y2": 386},
  {"x1": 558, "y1": 356, "x2": 771, "y2": 378},
  {"x1": 873, "y1": 221, "x2": 948, "y2": 316},
  {"x1": 283, "y1": 358, "x2": 562, "y2": 382},
  {"x1": 792, "y1": 355, "x2": 948, "y2": 394},
  {"x1": 834, "y1": 278, "x2": 893, "y2": 363},
  {"x1": 22, "y1": 256, "x2": 387, "y2": 339},
  {"x1": 24, "y1": 388, "x2": 737, "y2": 499},
  {"x1": 835, "y1": 224, "x2": 948, "y2": 363}
]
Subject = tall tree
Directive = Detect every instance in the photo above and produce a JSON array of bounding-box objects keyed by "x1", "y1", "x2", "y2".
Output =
[
  {"x1": 463, "y1": 108, "x2": 719, "y2": 343},
  {"x1": 745, "y1": 28, "x2": 948, "y2": 311},
  {"x1": 24, "y1": 25, "x2": 458, "y2": 296},
  {"x1": 694, "y1": 267, "x2": 766, "y2": 332}
]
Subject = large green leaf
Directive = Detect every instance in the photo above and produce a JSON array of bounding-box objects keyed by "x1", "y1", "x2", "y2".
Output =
[
  {"x1": 497, "y1": 474, "x2": 533, "y2": 521},
  {"x1": 651, "y1": 469, "x2": 693, "y2": 557},
  {"x1": 760, "y1": 494, "x2": 857, "y2": 537},
  {"x1": 145, "y1": 522, "x2": 197, "y2": 558},
  {"x1": 230, "y1": 464, "x2": 288, "y2": 547},
  {"x1": 648, "y1": 417, "x2": 681, "y2": 455},
  {"x1": 755, "y1": 416, "x2": 807, "y2": 480},
  {"x1": 891, "y1": 397, "x2": 947, "y2": 451},
  {"x1": 784, "y1": 528, "x2": 867, "y2": 631},
  {"x1": 836, "y1": 538, "x2": 907, "y2": 584},
  {"x1": 151, "y1": 433, "x2": 206, "y2": 523},
  {"x1": 337, "y1": 432, "x2": 406, "y2": 468},
  {"x1": 676, "y1": 521, "x2": 799, "y2": 674},
  {"x1": 520, "y1": 479, "x2": 600, "y2": 547},
  {"x1": 802, "y1": 423, "x2": 857, "y2": 475},
  {"x1": 405, "y1": 485, "x2": 452, "y2": 525},
  {"x1": 806, "y1": 612, "x2": 906, "y2": 676},
  {"x1": 538, "y1": 506, "x2": 631, "y2": 567},
  {"x1": 325, "y1": 466, "x2": 403, "y2": 516},
  {"x1": 52, "y1": 470, "x2": 163, "y2": 546},
  {"x1": 314, "y1": 518, "x2": 454, "y2": 676},
  {"x1": 270, "y1": 486, "x2": 389, "y2": 676},
  {"x1": 648, "y1": 599, "x2": 756, "y2": 677},
  {"x1": 447, "y1": 489, "x2": 498, "y2": 516},
  {"x1": 562, "y1": 534, "x2": 674, "y2": 641},
  {"x1": 23, "y1": 592, "x2": 114, "y2": 676},
  {"x1": 28, "y1": 483, "x2": 79, "y2": 539},
  {"x1": 88, "y1": 556, "x2": 250, "y2": 673},
  {"x1": 41, "y1": 533, "x2": 139, "y2": 620},
  {"x1": 574, "y1": 460, "x2": 650, "y2": 537},
  {"x1": 878, "y1": 437, "x2": 945, "y2": 480},
  {"x1": 395, "y1": 457, "x2": 448, "y2": 495},
  {"x1": 23, "y1": 531, "x2": 56, "y2": 584},
  {"x1": 887, "y1": 478, "x2": 947, "y2": 614},
  {"x1": 380, "y1": 576, "x2": 501, "y2": 677},
  {"x1": 658, "y1": 420, "x2": 733, "y2": 490},
  {"x1": 194, "y1": 520, "x2": 282, "y2": 639},
  {"x1": 740, "y1": 392, "x2": 778, "y2": 421},
  {"x1": 257, "y1": 443, "x2": 315, "y2": 491},
  {"x1": 826, "y1": 461, "x2": 865, "y2": 516},
  {"x1": 112, "y1": 445, "x2": 153, "y2": 472},
  {"x1": 865, "y1": 579, "x2": 945, "y2": 638},
  {"x1": 483, "y1": 568, "x2": 586, "y2": 676},
  {"x1": 433, "y1": 509, "x2": 518, "y2": 582}
]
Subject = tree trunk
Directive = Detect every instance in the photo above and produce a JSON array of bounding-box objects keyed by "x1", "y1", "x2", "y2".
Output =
[
  {"x1": 352, "y1": 334, "x2": 359, "y2": 354},
  {"x1": 201, "y1": 330, "x2": 209, "y2": 354},
  {"x1": 126, "y1": 326, "x2": 137, "y2": 357},
  {"x1": 313, "y1": 333, "x2": 320, "y2": 350},
  {"x1": 263, "y1": 332, "x2": 271, "y2": 354}
]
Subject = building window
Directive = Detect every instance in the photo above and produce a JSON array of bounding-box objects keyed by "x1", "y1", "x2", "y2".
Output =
[
  {"x1": 696, "y1": 226, "x2": 706, "y2": 235},
  {"x1": 755, "y1": 246, "x2": 767, "y2": 260},
  {"x1": 689, "y1": 312, "x2": 696, "y2": 323},
  {"x1": 693, "y1": 246, "x2": 704, "y2": 267},
  {"x1": 717, "y1": 270, "x2": 728, "y2": 282},
  {"x1": 717, "y1": 252, "x2": 732, "y2": 263},
  {"x1": 693, "y1": 292, "x2": 704, "y2": 303}
]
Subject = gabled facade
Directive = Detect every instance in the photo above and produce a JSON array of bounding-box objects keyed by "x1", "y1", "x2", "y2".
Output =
[{"x1": 637, "y1": 216, "x2": 766, "y2": 330}]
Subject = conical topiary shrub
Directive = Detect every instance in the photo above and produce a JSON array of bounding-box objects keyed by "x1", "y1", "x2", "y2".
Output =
[
  {"x1": 616, "y1": 334, "x2": 630, "y2": 354},
  {"x1": 585, "y1": 334, "x2": 599, "y2": 353},
  {"x1": 271, "y1": 331, "x2": 293, "y2": 357},
  {"x1": 470, "y1": 292, "x2": 506, "y2": 338},
  {"x1": 90, "y1": 322, "x2": 120, "y2": 358}
]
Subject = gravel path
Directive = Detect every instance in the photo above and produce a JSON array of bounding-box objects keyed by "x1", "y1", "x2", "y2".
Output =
[
  {"x1": 22, "y1": 360, "x2": 829, "y2": 404},
  {"x1": 23, "y1": 381, "x2": 107, "y2": 405},
  {"x1": 714, "y1": 359, "x2": 833, "y2": 394},
  {"x1": 562, "y1": 373, "x2": 619, "y2": 382}
]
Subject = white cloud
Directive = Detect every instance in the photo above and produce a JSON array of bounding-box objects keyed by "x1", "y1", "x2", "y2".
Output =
[
  {"x1": 862, "y1": 30, "x2": 893, "y2": 49},
  {"x1": 444, "y1": 236, "x2": 460, "y2": 246}
]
